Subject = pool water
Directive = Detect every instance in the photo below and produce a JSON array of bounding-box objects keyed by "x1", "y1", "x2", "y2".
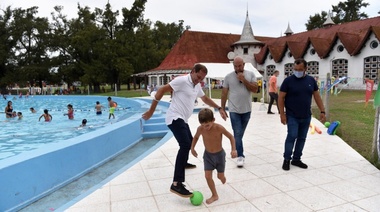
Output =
[{"x1": 0, "y1": 95, "x2": 157, "y2": 160}]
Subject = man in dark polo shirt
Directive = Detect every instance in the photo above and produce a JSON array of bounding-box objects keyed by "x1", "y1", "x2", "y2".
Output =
[{"x1": 278, "y1": 58, "x2": 326, "y2": 171}]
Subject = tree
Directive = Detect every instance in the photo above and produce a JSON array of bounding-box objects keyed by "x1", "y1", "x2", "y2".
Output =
[
  {"x1": 306, "y1": 11, "x2": 329, "y2": 31},
  {"x1": 0, "y1": 6, "x2": 17, "y2": 91},
  {"x1": 11, "y1": 6, "x2": 51, "y2": 89},
  {"x1": 305, "y1": 0, "x2": 369, "y2": 30},
  {"x1": 0, "y1": 1, "x2": 188, "y2": 92},
  {"x1": 332, "y1": 0, "x2": 369, "y2": 23},
  {"x1": 49, "y1": 5, "x2": 78, "y2": 87}
]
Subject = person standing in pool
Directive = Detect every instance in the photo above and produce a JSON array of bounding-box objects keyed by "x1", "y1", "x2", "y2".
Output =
[
  {"x1": 95, "y1": 101, "x2": 104, "y2": 115},
  {"x1": 107, "y1": 97, "x2": 116, "y2": 119},
  {"x1": 5, "y1": 101, "x2": 13, "y2": 118},
  {"x1": 39, "y1": 109, "x2": 52, "y2": 122},
  {"x1": 64, "y1": 104, "x2": 74, "y2": 120}
]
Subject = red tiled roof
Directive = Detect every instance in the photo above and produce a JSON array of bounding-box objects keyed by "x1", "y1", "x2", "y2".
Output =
[
  {"x1": 256, "y1": 16, "x2": 380, "y2": 64},
  {"x1": 149, "y1": 30, "x2": 272, "y2": 72},
  {"x1": 151, "y1": 31, "x2": 239, "y2": 71},
  {"x1": 145, "y1": 16, "x2": 380, "y2": 72}
]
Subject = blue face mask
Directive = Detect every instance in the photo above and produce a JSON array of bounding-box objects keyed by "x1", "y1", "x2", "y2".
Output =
[{"x1": 293, "y1": 70, "x2": 304, "y2": 78}]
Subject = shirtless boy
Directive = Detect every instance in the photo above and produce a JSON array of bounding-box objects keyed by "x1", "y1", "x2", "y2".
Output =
[
  {"x1": 39, "y1": 109, "x2": 52, "y2": 122},
  {"x1": 191, "y1": 108, "x2": 237, "y2": 204}
]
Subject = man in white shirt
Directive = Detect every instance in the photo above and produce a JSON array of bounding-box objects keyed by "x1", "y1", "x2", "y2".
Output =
[{"x1": 142, "y1": 64, "x2": 227, "y2": 198}]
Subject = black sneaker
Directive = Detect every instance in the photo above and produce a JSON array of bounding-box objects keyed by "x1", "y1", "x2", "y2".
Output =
[
  {"x1": 291, "y1": 160, "x2": 308, "y2": 169},
  {"x1": 267, "y1": 111, "x2": 275, "y2": 114},
  {"x1": 170, "y1": 182, "x2": 193, "y2": 197},
  {"x1": 185, "y1": 163, "x2": 196, "y2": 169},
  {"x1": 282, "y1": 160, "x2": 290, "y2": 171}
]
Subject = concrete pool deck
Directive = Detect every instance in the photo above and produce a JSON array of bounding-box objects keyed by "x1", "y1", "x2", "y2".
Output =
[{"x1": 63, "y1": 95, "x2": 380, "y2": 212}]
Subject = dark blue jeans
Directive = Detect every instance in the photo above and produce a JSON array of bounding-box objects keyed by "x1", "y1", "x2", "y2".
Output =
[
  {"x1": 229, "y1": 112, "x2": 251, "y2": 157},
  {"x1": 168, "y1": 118, "x2": 193, "y2": 183},
  {"x1": 283, "y1": 115, "x2": 311, "y2": 161}
]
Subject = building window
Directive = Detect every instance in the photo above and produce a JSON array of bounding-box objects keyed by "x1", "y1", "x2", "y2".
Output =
[
  {"x1": 337, "y1": 45, "x2": 344, "y2": 53},
  {"x1": 287, "y1": 52, "x2": 292, "y2": 58},
  {"x1": 307, "y1": 61, "x2": 319, "y2": 76},
  {"x1": 310, "y1": 48, "x2": 316, "y2": 55},
  {"x1": 363, "y1": 56, "x2": 380, "y2": 84},
  {"x1": 332, "y1": 59, "x2": 348, "y2": 82},
  {"x1": 370, "y1": 40, "x2": 379, "y2": 49},
  {"x1": 243, "y1": 47, "x2": 248, "y2": 54},
  {"x1": 269, "y1": 54, "x2": 273, "y2": 60},
  {"x1": 284, "y1": 63, "x2": 293, "y2": 78},
  {"x1": 266, "y1": 65, "x2": 276, "y2": 77}
]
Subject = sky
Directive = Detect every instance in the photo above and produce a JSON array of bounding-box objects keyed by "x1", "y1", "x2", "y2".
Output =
[{"x1": 1, "y1": 0, "x2": 379, "y2": 37}]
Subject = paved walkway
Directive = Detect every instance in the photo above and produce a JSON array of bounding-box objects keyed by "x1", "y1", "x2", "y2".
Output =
[{"x1": 64, "y1": 96, "x2": 380, "y2": 212}]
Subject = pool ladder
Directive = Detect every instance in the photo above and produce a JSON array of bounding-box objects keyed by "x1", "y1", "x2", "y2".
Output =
[{"x1": 141, "y1": 114, "x2": 169, "y2": 138}]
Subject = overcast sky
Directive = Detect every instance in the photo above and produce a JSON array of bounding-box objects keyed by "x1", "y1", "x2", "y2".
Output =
[{"x1": 1, "y1": 0, "x2": 379, "y2": 37}]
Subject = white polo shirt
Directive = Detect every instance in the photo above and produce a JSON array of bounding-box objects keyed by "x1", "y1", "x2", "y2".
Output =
[{"x1": 166, "y1": 74, "x2": 205, "y2": 125}]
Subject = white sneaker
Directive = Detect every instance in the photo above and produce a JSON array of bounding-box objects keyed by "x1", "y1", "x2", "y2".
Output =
[{"x1": 237, "y1": 156, "x2": 245, "y2": 167}]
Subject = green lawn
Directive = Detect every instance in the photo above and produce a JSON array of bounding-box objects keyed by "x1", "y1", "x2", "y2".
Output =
[
  {"x1": 90, "y1": 86, "x2": 379, "y2": 168},
  {"x1": 313, "y1": 90, "x2": 378, "y2": 168}
]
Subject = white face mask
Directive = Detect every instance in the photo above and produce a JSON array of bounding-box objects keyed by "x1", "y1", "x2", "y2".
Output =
[{"x1": 293, "y1": 70, "x2": 304, "y2": 78}]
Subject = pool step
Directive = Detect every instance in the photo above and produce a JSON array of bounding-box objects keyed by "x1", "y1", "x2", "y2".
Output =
[
  {"x1": 143, "y1": 122, "x2": 168, "y2": 131},
  {"x1": 145, "y1": 116, "x2": 165, "y2": 124},
  {"x1": 141, "y1": 115, "x2": 169, "y2": 138},
  {"x1": 141, "y1": 130, "x2": 169, "y2": 138}
]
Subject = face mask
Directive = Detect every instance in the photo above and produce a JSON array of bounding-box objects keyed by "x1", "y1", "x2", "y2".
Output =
[{"x1": 293, "y1": 70, "x2": 304, "y2": 78}]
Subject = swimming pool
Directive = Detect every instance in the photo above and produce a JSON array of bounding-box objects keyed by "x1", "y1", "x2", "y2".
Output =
[
  {"x1": 0, "y1": 95, "x2": 164, "y2": 160},
  {"x1": 0, "y1": 95, "x2": 170, "y2": 212}
]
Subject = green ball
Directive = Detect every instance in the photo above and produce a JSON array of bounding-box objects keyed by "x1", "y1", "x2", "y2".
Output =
[
  {"x1": 324, "y1": 122, "x2": 331, "y2": 127},
  {"x1": 190, "y1": 191, "x2": 203, "y2": 206}
]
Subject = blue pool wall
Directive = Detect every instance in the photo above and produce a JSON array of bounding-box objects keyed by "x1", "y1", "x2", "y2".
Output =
[{"x1": 0, "y1": 97, "x2": 170, "y2": 212}]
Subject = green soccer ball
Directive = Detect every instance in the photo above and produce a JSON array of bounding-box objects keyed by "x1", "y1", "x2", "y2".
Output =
[
  {"x1": 324, "y1": 122, "x2": 331, "y2": 128},
  {"x1": 190, "y1": 191, "x2": 203, "y2": 206}
]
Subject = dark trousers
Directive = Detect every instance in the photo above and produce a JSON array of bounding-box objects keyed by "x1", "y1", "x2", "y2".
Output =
[
  {"x1": 268, "y1": 92, "x2": 279, "y2": 113},
  {"x1": 167, "y1": 118, "x2": 192, "y2": 183}
]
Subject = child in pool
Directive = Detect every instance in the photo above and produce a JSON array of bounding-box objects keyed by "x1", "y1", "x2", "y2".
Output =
[
  {"x1": 17, "y1": 112, "x2": 23, "y2": 120},
  {"x1": 95, "y1": 101, "x2": 104, "y2": 115},
  {"x1": 39, "y1": 109, "x2": 52, "y2": 122},
  {"x1": 30, "y1": 107, "x2": 37, "y2": 113},
  {"x1": 64, "y1": 104, "x2": 74, "y2": 120},
  {"x1": 107, "y1": 97, "x2": 116, "y2": 119},
  {"x1": 79, "y1": 119, "x2": 87, "y2": 127}
]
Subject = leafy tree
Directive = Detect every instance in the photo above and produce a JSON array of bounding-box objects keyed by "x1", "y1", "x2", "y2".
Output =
[
  {"x1": 306, "y1": 0, "x2": 369, "y2": 30},
  {"x1": 332, "y1": 0, "x2": 369, "y2": 23},
  {"x1": 0, "y1": 1, "x2": 188, "y2": 92},
  {"x1": 0, "y1": 6, "x2": 17, "y2": 91},
  {"x1": 10, "y1": 6, "x2": 51, "y2": 89},
  {"x1": 306, "y1": 11, "x2": 329, "y2": 31},
  {"x1": 49, "y1": 6, "x2": 78, "y2": 87},
  {"x1": 69, "y1": 4, "x2": 108, "y2": 93}
]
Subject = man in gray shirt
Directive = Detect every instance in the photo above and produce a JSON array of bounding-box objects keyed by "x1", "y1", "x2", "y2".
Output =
[{"x1": 221, "y1": 56, "x2": 258, "y2": 167}]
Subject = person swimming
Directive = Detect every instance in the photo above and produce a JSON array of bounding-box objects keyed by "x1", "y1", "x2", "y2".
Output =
[
  {"x1": 17, "y1": 112, "x2": 23, "y2": 120},
  {"x1": 39, "y1": 109, "x2": 52, "y2": 122},
  {"x1": 30, "y1": 107, "x2": 37, "y2": 113},
  {"x1": 80, "y1": 119, "x2": 87, "y2": 127}
]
